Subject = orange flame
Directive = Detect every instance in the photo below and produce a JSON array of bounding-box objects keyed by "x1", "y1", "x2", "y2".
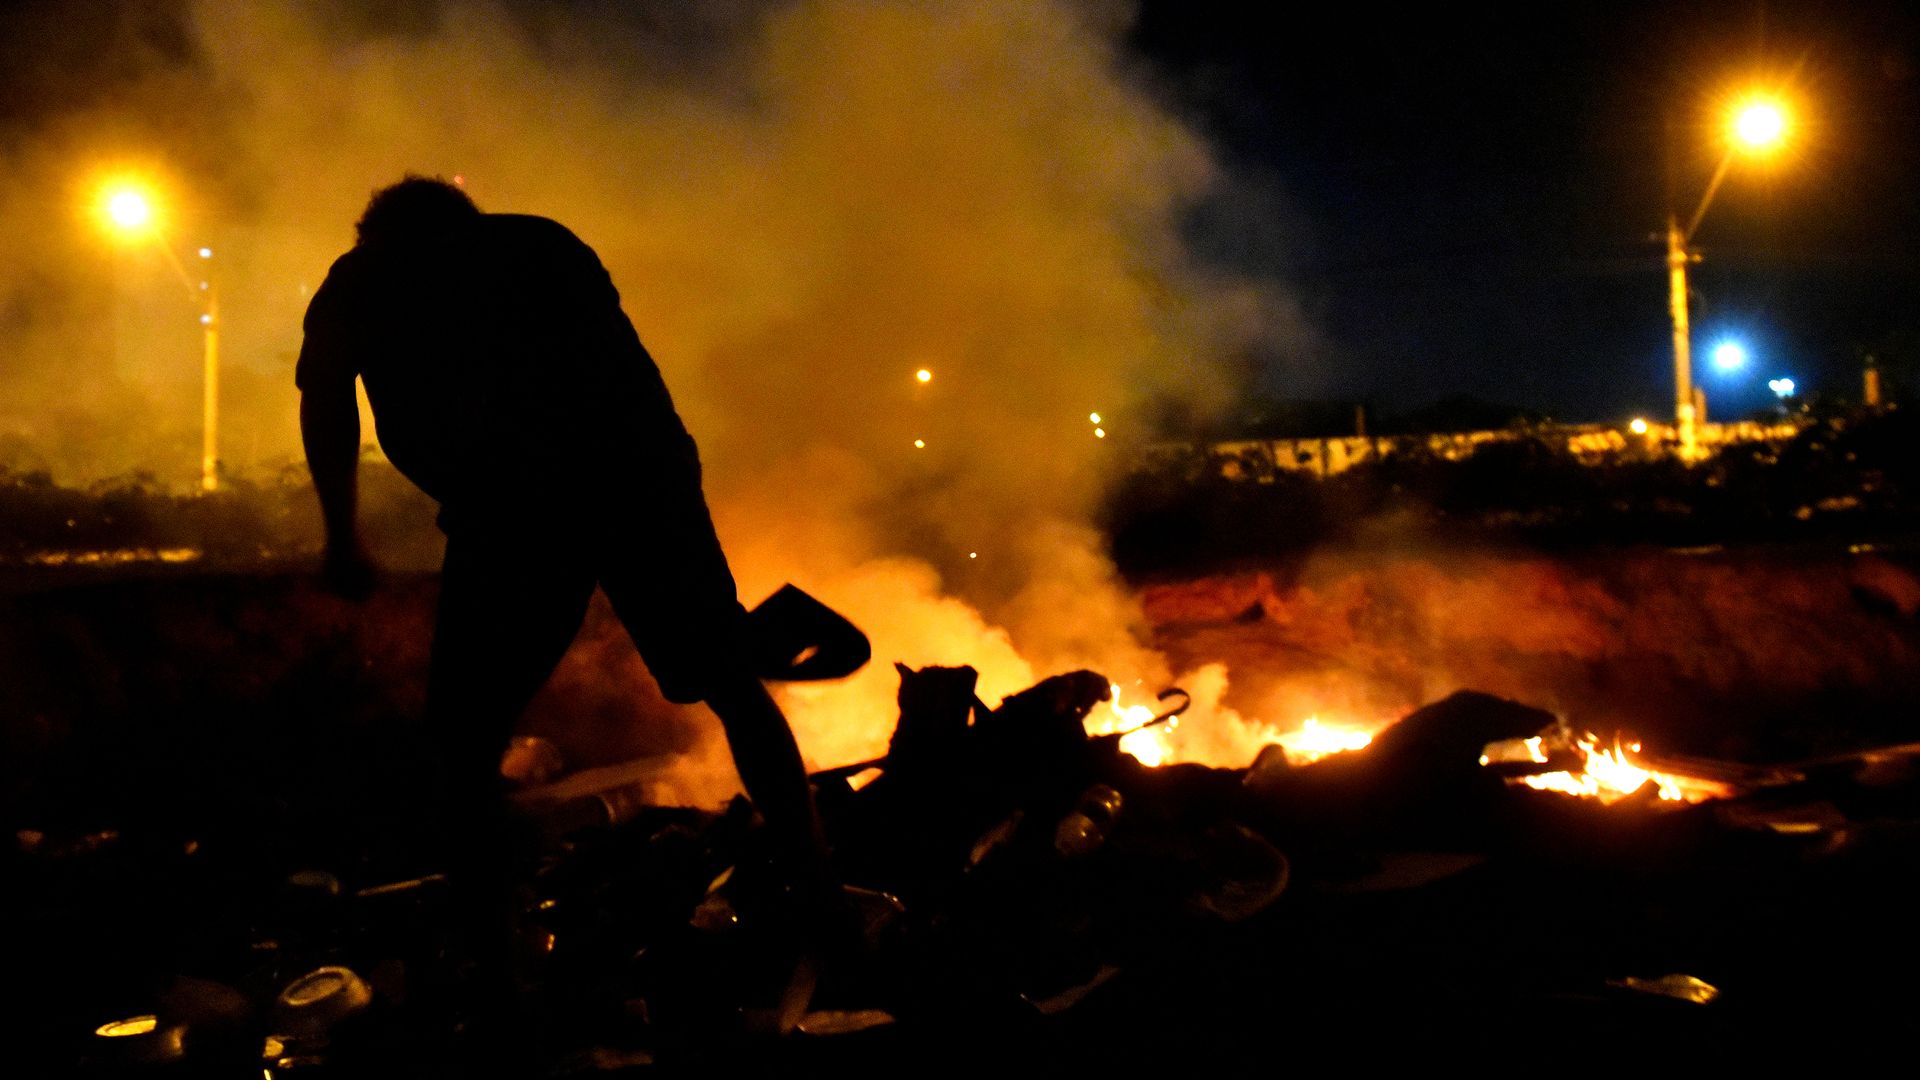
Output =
[
  {"x1": 1082, "y1": 683, "x2": 1178, "y2": 767},
  {"x1": 1272, "y1": 716, "x2": 1375, "y2": 765},
  {"x1": 1518, "y1": 734, "x2": 1728, "y2": 804},
  {"x1": 1084, "y1": 685, "x2": 1384, "y2": 769}
]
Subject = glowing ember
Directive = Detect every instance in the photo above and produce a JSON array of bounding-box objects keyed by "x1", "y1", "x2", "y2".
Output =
[
  {"x1": 1273, "y1": 716, "x2": 1375, "y2": 764},
  {"x1": 1518, "y1": 734, "x2": 1726, "y2": 804},
  {"x1": 20, "y1": 547, "x2": 201, "y2": 567}
]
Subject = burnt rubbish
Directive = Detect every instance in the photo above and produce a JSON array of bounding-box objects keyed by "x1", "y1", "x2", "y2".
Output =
[{"x1": 24, "y1": 663, "x2": 1920, "y2": 1069}]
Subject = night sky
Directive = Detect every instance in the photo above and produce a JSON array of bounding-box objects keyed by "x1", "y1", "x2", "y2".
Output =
[
  {"x1": 1131, "y1": 0, "x2": 1920, "y2": 424},
  {"x1": 4, "y1": 1, "x2": 1916, "y2": 440}
]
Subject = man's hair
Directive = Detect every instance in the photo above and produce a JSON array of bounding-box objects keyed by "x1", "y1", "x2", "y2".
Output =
[{"x1": 354, "y1": 175, "x2": 481, "y2": 244}]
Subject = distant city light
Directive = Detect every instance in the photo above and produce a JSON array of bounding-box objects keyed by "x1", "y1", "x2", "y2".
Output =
[
  {"x1": 1089, "y1": 412, "x2": 1102, "y2": 424},
  {"x1": 1629, "y1": 417, "x2": 1650, "y2": 435},
  {"x1": 915, "y1": 368, "x2": 932, "y2": 384},
  {"x1": 1768, "y1": 377, "x2": 1797, "y2": 399},
  {"x1": 1094, "y1": 427, "x2": 1106, "y2": 439},
  {"x1": 1712, "y1": 340, "x2": 1749, "y2": 372},
  {"x1": 913, "y1": 438, "x2": 925, "y2": 449},
  {"x1": 968, "y1": 552, "x2": 978, "y2": 559},
  {"x1": 198, "y1": 247, "x2": 212, "y2": 259}
]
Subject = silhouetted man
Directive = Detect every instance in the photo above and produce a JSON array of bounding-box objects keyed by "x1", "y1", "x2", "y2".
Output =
[{"x1": 297, "y1": 177, "x2": 830, "y2": 996}]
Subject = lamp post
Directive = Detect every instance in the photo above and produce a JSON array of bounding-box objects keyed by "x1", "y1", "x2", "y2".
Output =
[
  {"x1": 1666, "y1": 96, "x2": 1789, "y2": 460},
  {"x1": 96, "y1": 179, "x2": 222, "y2": 493},
  {"x1": 197, "y1": 249, "x2": 219, "y2": 494}
]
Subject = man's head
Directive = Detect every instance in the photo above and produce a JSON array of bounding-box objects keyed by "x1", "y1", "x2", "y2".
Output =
[{"x1": 354, "y1": 175, "x2": 480, "y2": 246}]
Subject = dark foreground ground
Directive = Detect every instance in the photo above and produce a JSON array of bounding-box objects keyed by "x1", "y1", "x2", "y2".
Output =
[
  {"x1": 9, "y1": 413, "x2": 1920, "y2": 1070},
  {"x1": 7, "y1": 537, "x2": 1920, "y2": 1073}
]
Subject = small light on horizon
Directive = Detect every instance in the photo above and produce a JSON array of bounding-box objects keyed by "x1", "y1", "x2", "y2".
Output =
[
  {"x1": 968, "y1": 551, "x2": 977, "y2": 559},
  {"x1": 1768, "y1": 377, "x2": 1797, "y2": 399},
  {"x1": 1093, "y1": 427, "x2": 1106, "y2": 439},
  {"x1": 915, "y1": 368, "x2": 932, "y2": 384},
  {"x1": 1629, "y1": 417, "x2": 1650, "y2": 435},
  {"x1": 197, "y1": 247, "x2": 212, "y2": 259},
  {"x1": 1089, "y1": 412, "x2": 1102, "y2": 424},
  {"x1": 913, "y1": 438, "x2": 925, "y2": 449}
]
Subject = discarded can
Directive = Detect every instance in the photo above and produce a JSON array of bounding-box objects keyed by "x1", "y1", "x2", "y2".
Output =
[
  {"x1": 91, "y1": 1014, "x2": 187, "y2": 1067},
  {"x1": 1054, "y1": 784, "x2": 1124, "y2": 859},
  {"x1": 1077, "y1": 784, "x2": 1124, "y2": 825},
  {"x1": 272, "y1": 965, "x2": 373, "y2": 1041},
  {"x1": 1053, "y1": 812, "x2": 1099, "y2": 857}
]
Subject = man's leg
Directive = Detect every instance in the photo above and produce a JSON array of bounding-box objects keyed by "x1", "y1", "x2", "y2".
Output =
[
  {"x1": 701, "y1": 672, "x2": 833, "y2": 894},
  {"x1": 595, "y1": 476, "x2": 849, "y2": 1032},
  {"x1": 591, "y1": 489, "x2": 835, "y2": 901},
  {"x1": 426, "y1": 526, "x2": 596, "y2": 1016}
]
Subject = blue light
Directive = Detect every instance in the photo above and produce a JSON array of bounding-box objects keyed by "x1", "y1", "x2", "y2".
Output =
[{"x1": 1711, "y1": 340, "x2": 1748, "y2": 372}]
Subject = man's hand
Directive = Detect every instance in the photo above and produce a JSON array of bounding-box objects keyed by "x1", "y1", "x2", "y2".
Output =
[{"x1": 321, "y1": 539, "x2": 380, "y2": 600}]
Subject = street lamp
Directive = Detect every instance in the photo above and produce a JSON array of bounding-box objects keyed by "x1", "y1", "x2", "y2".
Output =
[
  {"x1": 1665, "y1": 92, "x2": 1792, "y2": 459},
  {"x1": 95, "y1": 176, "x2": 221, "y2": 493},
  {"x1": 105, "y1": 189, "x2": 153, "y2": 231},
  {"x1": 1710, "y1": 339, "x2": 1749, "y2": 373}
]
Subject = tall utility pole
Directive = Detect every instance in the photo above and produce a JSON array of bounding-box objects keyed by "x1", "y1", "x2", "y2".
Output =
[
  {"x1": 199, "y1": 256, "x2": 218, "y2": 492},
  {"x1": 1666, "y1": 215, "x2": 1698, "y2": 460},
  {"x1": 1664, "y1": 94, "x2": 1792, "y2": 461},
  {"x1": 158, "y1": 241, "x2": 221, "y2": 492}
]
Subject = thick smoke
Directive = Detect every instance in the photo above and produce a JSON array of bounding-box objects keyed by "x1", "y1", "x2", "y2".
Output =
[
  {"x1": 0, "y1": 2, "x2": 1304, "y2": 797},
  {"x1": 1145, "y1": 543, "x2": 1920, "y2": 762}
]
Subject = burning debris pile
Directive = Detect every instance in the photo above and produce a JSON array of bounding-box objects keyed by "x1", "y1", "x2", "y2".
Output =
[{"x1": 29, "y1": 628, "x2": 1920, "y2": 1072}]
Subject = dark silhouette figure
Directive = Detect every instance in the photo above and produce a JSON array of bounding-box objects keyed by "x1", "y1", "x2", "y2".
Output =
[{"x1": 297, "y1": 177, "x2": 831, "y2": 1015}]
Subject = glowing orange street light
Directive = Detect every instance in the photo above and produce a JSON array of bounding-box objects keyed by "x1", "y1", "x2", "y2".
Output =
[
  {"x1": 94, "y1": 174, "x2": 222, "y2": 492},
  {"x1": 104, "y1": 188, "x2": 154, "y2": 232},
  {"x1": 1665, "y1": 90, "x2": 1796, "y2": 460},
  {"x1": 1732, "y1": 99, "x2": 1788, "y2": 151}
]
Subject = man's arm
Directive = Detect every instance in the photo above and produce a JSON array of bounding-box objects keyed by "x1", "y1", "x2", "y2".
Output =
[{"x1": 300, "y1": 376, "x2": 378, "y2": 598}]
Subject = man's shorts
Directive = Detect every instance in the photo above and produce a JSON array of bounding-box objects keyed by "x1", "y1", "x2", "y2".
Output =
[{"x1": 438, "y1": 452, "x2": 751, "y2": 706}]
